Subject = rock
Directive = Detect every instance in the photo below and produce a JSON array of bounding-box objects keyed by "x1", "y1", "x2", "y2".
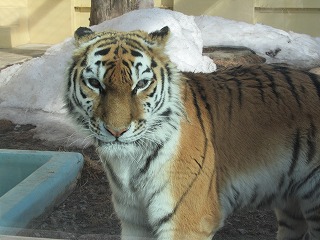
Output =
[
  {"x1": 310, "y1": 67, "x2": 320, "y2": 76},
  {"x1": 0, "y1": 119, "x2": 15, "y2": 134},
  {"x1": 203, "y1": 46, "x2": 266, "y2": 70}
]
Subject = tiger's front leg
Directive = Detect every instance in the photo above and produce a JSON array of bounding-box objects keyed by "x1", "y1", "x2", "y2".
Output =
[
  {"x1": 148, "y1": 199, "x2": 220, "y2": 240},
  {"x1": 114, "y1": 206, "x2": 155, "y2": 239},
  {"x1": 112, "y1": 194, "x2": 155, "y2": 239},
  {"x1": 154, "y1": 215, "x2": 218, "y2": 240},
  {"x1": 121, "y1": 220, "x2": 154, "y2": 240},
  {"x1": 147, "y1": 171, "x2": 222, "y2": 239}
]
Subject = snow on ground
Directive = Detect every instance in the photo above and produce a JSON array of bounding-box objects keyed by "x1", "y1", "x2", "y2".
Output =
[
  {"x1": 0, "y1": 8, "x2": 319, "y2": 146},
  {"x1": 195, "y1": 16, "x2": 320, "y2": 68}
]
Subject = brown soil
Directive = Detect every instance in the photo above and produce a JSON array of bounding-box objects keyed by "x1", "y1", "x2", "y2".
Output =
[{"x1": 0, "y1": 47, "x2": 281, "y2": 240}]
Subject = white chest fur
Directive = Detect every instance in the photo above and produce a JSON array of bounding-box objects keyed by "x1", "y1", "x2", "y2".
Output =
[{"x1": 97, "y1": 131, "x2": 180, "y2": 232}]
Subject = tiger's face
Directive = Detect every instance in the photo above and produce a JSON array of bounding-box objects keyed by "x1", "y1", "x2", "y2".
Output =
[{"x1": 66, "y1": 27, "x2": 183, "y2": 152}]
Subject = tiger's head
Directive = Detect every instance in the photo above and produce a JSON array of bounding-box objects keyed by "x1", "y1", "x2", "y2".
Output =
[{"x1": 65, "y1": 26, "x2": 184, "y2": 154}]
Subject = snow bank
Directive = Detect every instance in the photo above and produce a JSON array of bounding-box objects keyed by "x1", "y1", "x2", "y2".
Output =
[
  {"x1": 92, "y1": 8, "x2": 216, "y2": 73},
  {"x1": 0, "y1": 8, "x2": 319, "y2": 146},
  {"x1": 195, "y1": 16, "x2": 320, "y2": 69}
]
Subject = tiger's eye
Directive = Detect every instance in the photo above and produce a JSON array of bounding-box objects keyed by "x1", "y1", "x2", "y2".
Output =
[
  {"x1": 136, "y1": 79, "x2": 150, "y2": 89},
  {"x1": 88, "y1": 78, "x2": 101, "y2": 89}
]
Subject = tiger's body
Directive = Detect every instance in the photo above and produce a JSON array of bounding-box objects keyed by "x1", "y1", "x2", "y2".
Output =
[{"x1": 65, "y1": 26, "x2": 320, "y2": 240}]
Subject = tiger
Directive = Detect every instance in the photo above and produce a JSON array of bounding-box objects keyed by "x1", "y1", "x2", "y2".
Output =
[{"x1": 65, "y1": 25, "x2": 320, "y2": 240}]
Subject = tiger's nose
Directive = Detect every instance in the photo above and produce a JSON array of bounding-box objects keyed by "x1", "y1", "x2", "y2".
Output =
[{"x1": 105, "y1": 125, "x2": 129, "y2": 138}]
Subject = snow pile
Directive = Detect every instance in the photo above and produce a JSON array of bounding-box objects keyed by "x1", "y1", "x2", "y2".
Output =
[
  {"x1": 195, "y1": 16, "x2": 320, "y2": 68},
  {"x1": 92, "y1": 9, "x2": 216, "y2": 72},
  {"x1": 0, "y1": 8, "x2": 319, "y2": 146},
  {"x1": 0, "y1": 40, "x2": 74, "y2": 112}
]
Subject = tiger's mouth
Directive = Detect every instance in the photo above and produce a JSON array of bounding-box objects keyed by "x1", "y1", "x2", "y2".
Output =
[
  {"x1": 93, "y1": 130, "x2": 144, "y2": 146},
  {"x1": 88, "y1": 119, "x2": 149, "y2": 147},
  {"x1": 94, "y1": 133, "x2": 130, "y2": 144}
]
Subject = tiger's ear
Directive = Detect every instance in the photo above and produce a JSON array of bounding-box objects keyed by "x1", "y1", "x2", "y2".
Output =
[
  {"x1": 149, "y1": 26, "x2": 170, "y2": 46},
  {"x1": 74, "y1": 27, "x2": 95, "y2": 46}
]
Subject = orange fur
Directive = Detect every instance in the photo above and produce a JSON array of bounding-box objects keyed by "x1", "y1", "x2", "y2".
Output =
[{"x1": 67, "y1": 26, "x2": 320, "y2": 240}]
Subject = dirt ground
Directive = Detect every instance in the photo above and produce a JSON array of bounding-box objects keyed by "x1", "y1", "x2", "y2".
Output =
[{"x1": 1, "y1": 47, "x2": 297, "y2": 240}]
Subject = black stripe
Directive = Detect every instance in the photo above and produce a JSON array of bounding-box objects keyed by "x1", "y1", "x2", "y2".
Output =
[
  {"x1": 312, "y1": 226, "x2": 320, "y2": 232},
  {"x1": 148, "y1": 85, "x2": 157, "y2": 98},
  {"x1": 278, "y1": 67, "x2": 301, "y2": 108},
  {"x1": 79, "y1": 88, "x2": 87, "y2": 99},
  {"x1": 120, "y1": 36, "x2": 145, "y2": 48},
  {"x1": 65, "y1": 100, "x2": 74, "y2": 112},
  {"x1": 124, "y1": 41, "x2": 145, "y2": 52},
  {"x1": 72, "y1": 71, "x2": 82, "y2": 107},
  {"x1": 278, "y1": 174, "x2": 286, "y2": 190},
  {"x1": 104, "y1": 161, "x2": 123, "y2": 190},
  {"x1": 153, "y1": 68, "x2": 166, "y2": 111},
  {"x1": 230, "y1": 78, "x2": 243, "y2": 107},
  {"x1": 307, "y1": 122, "x2": 317, "y2": 163},
  {"x1": 193, "y1": 79, "x2": 214, "y2": 124},
  {"x1": 131, "y1": 49, "x2": 143, "y2": 57},
  {"x1": 207, "y1": 169, "x2": 217, "y2": 195},
  {"x1": 109, "y1": 68, "x2": 116, "y2": 82},
  {"x1": 255, "y1": 77, "x2": 266, "y2": 103},
  {"x1": 140, "y1": 145, "x2": 162, "y2": 174},
  {"x1": 94, "y1": 48, "x2": 111, "y2": 56},
  {"x1": 256, "y1": 193, "x2": 276, "y2": 209},
  {"x1": 283, "y1": 179, "x2": 295, "y2": 199},
  {"x1": 68, "y1": 63, "x2": 77, "y2": 89},
  {"x1": 93, "y1": 38, "x2": 118, "y2": 48},
  {"x1": 281, "y1": 208, "x2": 305, "y2": 221},
  {"x1": 121, "y1": 46, "x2": 128, "y2": 54},
  {"x1": 302, "y1": 180, "x2": 320, "y2": 200},
  {"x1": 80, "y1": 57, "x2": 87, "y2": 67},
  {"x1": 296, "y1": 165, "x2": 320, "y2": 193},
  {"x1": 142, "y1": 67, "x2": 151, "y2": 74},
  {"x1": 231, "y1": 185, "x2": 242, "y2": 210},
  {"x1": 262, "y1": 70, "x2": 280, "y2": 103},
  {"x1": 288, "y1": 129, "x2": 301, "y2": 176},
  {"x1": 135, "y1": 62, "x2": 142, "y2": 75},
  {"x1": 122, "y1": 60, "x2": 132, "y2": 75},
  {"x1": 154, "y1": 212, "x2": 174, "y2": 232},
  {"x1": 249, "y1": 185, "x2": 259, "y2": 204},
  {"x1": 160, "y1": 108, "x2": 172, "y2": 117},
  {"x1": 85, "y1": 66, "x2": 93, "y2": 73},
  {"x1": 226, "y1": 84, "x2": 233, "y2": 120},
  {"x1": 278, "y1": 220, "x2": 294, "y2": 230},
  {"x1": 146, "y1": 181, "x2": 168, "y2": 208},
  {"x1": 72, "y1": 69, "x2": 78, "y2": 89},
  {"x1": 209, "y1": 75, "x2": 221, "y2": 121},
  {"x1": 306, "y1": 214, "x2": 320, "y2": 222},
  {"x1": 160, "y1": 68, "x2": 165, "y2": 94},
  {"x1": 305, "y1": 203, "x2": 320, "y2": 215},
  {"x1": 307, "y1": 72, "x2": 320, "y2": 99},
  {"x1": 192, "y1": 157, "x2": 202, "y2": 170},
  {"x1": 151, "y1": 59, "x2": 157, "y2": 68},
  {"x1": 129, "y1": 145, "x2": 163, "y2": 192},
  {"x1": 72, "y1": 93, "x2": 81, "y2": 109},
  {"x1": 103, "y1": 62, "x2": 116, "y2": 79},
  {"x1": 113, "y1": 46, "x2": 119, "y2": 56}
]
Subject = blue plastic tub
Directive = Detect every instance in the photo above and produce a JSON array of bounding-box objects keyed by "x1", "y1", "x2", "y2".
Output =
[{"x1": 0, "y1": 149, "x2": 84, "y2": 234}]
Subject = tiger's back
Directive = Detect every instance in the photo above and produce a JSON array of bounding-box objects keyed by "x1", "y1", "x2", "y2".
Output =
[
  {"x1": 169, "y1": 65, "x2": 320, "y2": 239},
  {"x1": 66, "y1": 26, "x2": 320, "y2": 240}
]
